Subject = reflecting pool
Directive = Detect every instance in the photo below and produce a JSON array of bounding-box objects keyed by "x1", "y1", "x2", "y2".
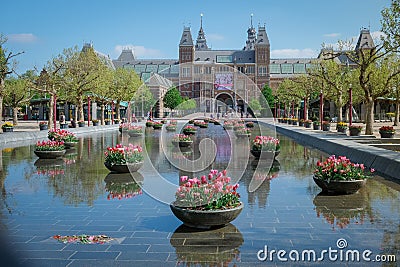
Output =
[{"x1": 0, "y1": 123, "x2": 399, "y2": 266}]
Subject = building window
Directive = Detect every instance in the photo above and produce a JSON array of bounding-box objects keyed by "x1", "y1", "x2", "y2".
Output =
[
  {"x1": 205, "y1": 66, "x2": 212, "y2": 74},
  {"x1": 237, "y1": 66, "x2": 245, "y2": 73},
  {"x1": 181, "y1": 67, "x2": 191, "y2": 77},
  {"x1": 293, "y1": 63, "x2": 306, "y2": 74},
  {"x1": 270, "y1": 64, "x2": 280, "y2": 74},
  {"x1": 216, "y1": 55, "x2": 233, "y2": 63},
  {"x1": 246, "y1": 66, "x2": 255, "y2": 74},
  {"x1": 258, "y1": 66, "x2": 267, "y2": 76},
  {"x1": 281, "y1": 64, "x2": 293, "y2": 74}
]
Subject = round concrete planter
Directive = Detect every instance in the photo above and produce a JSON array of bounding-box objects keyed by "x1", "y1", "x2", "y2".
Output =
[
  {"x1": 349, "y1": 128, "x2": 362, "y2": 136},
  {"x1": 104, "y1": 161, "x2": 144, "y2": 173},
  {"x1": 34, "y1": 150, "x2": 66, "y2": 159},
  {"x1": 235, "y1": 133, "x2": 251, "y2": 138},
  {"x1": 380, "y1": 132, "x2": 394, "y2": 138},
  {"x1": 322, "y1": 124, "x2": 330, "y2": 131},
  {"x1": 39, "y1": 125, "x2": 48, "y2": 131},
  {"x1": 250, "y1": 149, "x2": 279, "y2": 159},
  {"x1": 313, "y1": 176, "x2": 366, "y2": 195},
  {"x1": 166, "y1": 126, "x2": 177, "y2": 131},
  {"x1": 78, "y1": 122, "x2": 85, "y2": 127},
  {"x1": 2, "y1": 127, "x2": 13, "y2": 133},
  {"x1": 170, "y1": 202, "x2": 243, "y2": 229},
  {"x1": 152, "y1": 124, "x2": 163, "y2": 130},
  {"x1": 64, "y1": 141, "x2": 78, "y2": 148},
  {"x1": 337, "y1": 127, "x2": 347, "y2": 133},
  {"x1": 127, "y1": 131, "x2": 143, "y2": 137},
  {"x1": 304, "y1": 122, "x2": 312, "y2": 128},
  {"x1": 172, "y1": 140, "x2": 193, "y2": 147},
  {"x1": 183, "y1": 129, "x2": 196, "y2": 135},
  {"x1": 313, "y1": 123, "x2": 320, "y2": 130}
]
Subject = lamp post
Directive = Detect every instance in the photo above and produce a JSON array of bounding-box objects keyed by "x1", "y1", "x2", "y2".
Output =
[
  {"x1": 320, "y1": 90, "x2": 323, "y2": 130},
  {"x1": 348, "y1": 83, "x2": 352, "y2": 126},
  {"x1": 53, "y1": 93, "x2": 57, "y2": 129},
  {"x1": 87, "y1": 96, "x2": 91, "y2": 127}
]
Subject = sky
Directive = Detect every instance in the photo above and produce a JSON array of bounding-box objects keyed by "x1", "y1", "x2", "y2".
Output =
[{"x1": 1, "y1": 0, "x2": 392, "y2": 74}]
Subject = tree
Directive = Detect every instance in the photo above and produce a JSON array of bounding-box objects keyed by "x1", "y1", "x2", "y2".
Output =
[
  {"x1": 381, "y1": 0, "x2": 400, "y2": 52},
  {"x1": 177, "y1": 97, "x2": 196, "y2": 110},
  {"x1": 4, "y1": 73, "x2": 33, "y2": 125},
  {"x1": 0, "y1": 34, "x2": 24, "y2": 120},
  {"x1": 91, "y1": 66, "x2": 113, "y2": 125},
  {"x1": 261, "y1": 84, "x2": 275, "y2": 108},
  {"x1": 63, "y1": 46, "x2": 104, "y2": 121},
  {"x1": 132, "y1": 85, "x2": 156, "y2": 118},
  {"x1": 110, "y1": 68, "x2": 143, "y2": 120},
  {"x1": 248, "y1": 98, "x2": 262, "y2": 115},
  {"x1": 163, "y1": 86, "x2": 182, "y2": 112}
]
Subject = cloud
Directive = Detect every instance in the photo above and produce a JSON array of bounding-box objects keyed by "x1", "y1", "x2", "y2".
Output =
[
  {"x1": 114, "y1": 44, "x2": 163, "y2": 58},
  {"x1": 323, "y1": 33, "x2": 340, "y2": 38},
  {"x1": 271, "y1": 48, "x2": 319, "y2": 58},
  {"x1": 7, "y1": 33, "x2": 38, "y2": 43},
  {"x1": 370, "y1": 30, "x2": 386, "y2": 40},
  {"x1": 207, "y1": 33, "x2": 224, "y2": 41}
]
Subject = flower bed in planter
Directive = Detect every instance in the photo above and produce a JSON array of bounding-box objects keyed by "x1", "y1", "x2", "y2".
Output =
[
  {"x1": 104, "y1": 144, "x2": 144, "y2": 173},
  {"x1": 379, "y1": 126, "x2": 395, "y2": 138}
]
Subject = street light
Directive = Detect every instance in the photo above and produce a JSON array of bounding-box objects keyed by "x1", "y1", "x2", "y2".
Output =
[
  {"x1": 320, "y1": 90, "x2": 323, "y2": 130},
  {"x1": 349, "y1": 83, "x2": 353, "y2": 126}
]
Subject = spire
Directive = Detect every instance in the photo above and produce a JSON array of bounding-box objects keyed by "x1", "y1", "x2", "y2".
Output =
[
  {"x1": 244, "y1": 13, "x2": 257, "y2": 50},
  {"x1": 256, "y1": 25, "x2": 270, "y2": 46},
  {"x1": 195, "y1": 13, "x2": 209, "y2": 51},
  {"x1": 355, "y1": 27, "x2": 375, "y2": 51},
  {"x1": 179, "y1": 26, "x2": 194, "y2": 46}
]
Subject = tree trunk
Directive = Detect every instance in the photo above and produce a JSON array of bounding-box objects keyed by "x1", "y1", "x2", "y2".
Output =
[
  {"x1": 394, "y1": 97, "x2": 399, "y2": 126},
  {"x1": 101, "y1": 103, "x2": 105, "y2": 125},
  {"x1": 116, "y1": 102, "x2": 121, "y2": 120},
  {"x1": 12, "y1": 107, "x2": 18, "y2": 126},
  {"x1": 365, "y1": 98, "x2": 374, "y2": 135},
  {"x1": 48, "y1": 94, "x2": 55, "y2": 129},
  {"x1": 336, "y1": 92, "x2": 343, "y2": 123},
  {"x1": 78, "y1": 97, "x2": 84, "y2": 121},
  {"x1": 0, "y1": 79, "x2": 4, "y2": 121}
]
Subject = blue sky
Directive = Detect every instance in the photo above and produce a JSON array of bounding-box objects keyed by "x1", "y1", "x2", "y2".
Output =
[{"x1": 2, "y1": 0, "x2": 391, "y2": 74}]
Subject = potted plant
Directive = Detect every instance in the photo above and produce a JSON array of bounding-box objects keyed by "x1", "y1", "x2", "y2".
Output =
[
  {"x1": 78, "y1": 120, "x2": 85, "y2": 127},
  {"x1": 34, "y1": 140, "x2": 66, "y2": 159},
  {"x1": 152, "y1": 121, "x2": 163, "y2": 129},
  {"x1": 299, "y1": 119, "x2": 305, "y2": 127},
  {"x1": 114, "y1": 119, "x2": 120, "y2": 124},
  {"x1": 39, "y1": 121, "x2": 48, "y2": 131},
  {"x1": 92, "y1": 119, "x2": 99, "y2": 126},
  {"x1": 145, "y1": 120, "x2": 153, "y2": 127},
  {"x1": 127, "y1": 125, "x2": 143, "y2": 137},
  {"x1": 304, "y1": 120, "x2": 312, "y2": 128},
  {"x1": 104, "y1": 119, "x2": 111, "y2": 125},
  {"x1": 336, "y1": 122, "x2": 348, "y2": 133},
  {"x1": 119, "y1": 123, "x2": 129, "y2": 133},
  {"x1": 223, "y1": 120, "x2": 233, "y2": 130},
  {"x1": 322, "y1": 121, "x2": 330, "y2": 131},
  {"x1": 172, "y1": 134, "x2": 193, "y2": 147},
  {"x1": 234, "y1": 127, "x2": 251, "y2": 138},
  {"x1": 245, "y1": 121, "x2": 254, "y2": 128},
  {"x1": 349, "y1": 125, "x2": 362, "y2": 136},
  {"x1": 166, "y1": 124, "x2": 177, "y2": 131},
  {"x1": 170, "y1": 119, "x2": 178, "y2": 125},
  {"x1": 313, "y1": 155, "x2": 374, "y2": 194},
  {"x1": 198, "y1": 121, "x2": 208, "y2": 128},
  {"x1": 1, "y1": 122, "x2": 14, "y2": 133},
  {"x1": 291, "y1": 118, "x2": 298, "y2": 125},
  {"x1": 250, "y1": 135, "x2": 280, "y2": 159},
  {"x1": 48, "y1": 129, "x2": 78, "y2": 148},
  {"x1": 188, "y1": 119, "x2": 194, "y2": 124},
  {"x1": 104, "y1": 144, "x2": 144, "y2": 173},
  {"x1": 182, "y1": 125, "x2": 197, "y2": 135},
  {"x1": 313, "y1": 121, "x2": 320, "y2": 130},
  {"x1": 379, "y1": 126, "x2": 395, "y2": 138},
  {"x1": 170, "y1": 169, "x2": 243, "y2": 229}
]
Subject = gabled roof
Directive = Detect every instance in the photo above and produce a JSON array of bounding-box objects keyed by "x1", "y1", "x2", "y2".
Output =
[
  {"x1": 179, "y1": 27, "x2": 194, "y2": 46},
  {"x1": 146, "y1": 73, "x2": 174, "y2": 88},
  {"x1": 356, "y1": 28, "x2": 375, "y2": 51}
]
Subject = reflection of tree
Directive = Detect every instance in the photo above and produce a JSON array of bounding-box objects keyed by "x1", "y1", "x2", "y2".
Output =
[
  {"x1": 170, "y1": 223, "x2": 243, "y2": 266},
  {"x1": 277, "y1": 136, "x2": 322, "y2": 178}
]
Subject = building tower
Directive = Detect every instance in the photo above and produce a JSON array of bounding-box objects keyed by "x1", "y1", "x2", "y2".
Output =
[
  {"x1": 355, "y1": 28, "x2": 375, "y2": 52},
  {"x1": 244, "y1": 14, "x2": 257, "y2": 51},
  {"x1": 195, "y1": 13, "x2": 210, "y2": 51},
  {"x1": 255, "y1": 25, "x2": 271, "y2": 88},
  {"x1": 179, "y1": 26, "x2": 194, "y2": 97}
]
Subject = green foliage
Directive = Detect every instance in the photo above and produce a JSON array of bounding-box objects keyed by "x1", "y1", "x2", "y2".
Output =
[
  {"x1": 261, "y1": 84, "x2": 275, "y2": 108},
  {"x1": 248, "y1": 98, "x2": 262, "y2": 113},
  {"x1": 178, "y1": 97, "x2": 196, "y2": 110},
  {"x1": 163, "y1": 86, "x2": 183, "y2": 110},
  {"x1": 132, "y1": 85, "x2": 156, "y2": 114}
]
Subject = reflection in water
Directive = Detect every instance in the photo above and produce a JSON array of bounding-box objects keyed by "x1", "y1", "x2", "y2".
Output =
[
  {"x1": 104, "y1": 172, "x2": 143, "y2": 200},
  {"x1": 170, "y1": 223, "x2": 243, "y2": 266},
  {"x1": 34, "y1": 159, "x2": 65, "y2": 177},
  {"x1": 313, "y1": 189, "x2": 370, "y2": 230}
]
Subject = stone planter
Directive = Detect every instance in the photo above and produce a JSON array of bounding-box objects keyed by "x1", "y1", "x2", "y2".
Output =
[
  {"x1": 304, "y1": 122, "x2": 312, "y2": 128},
  {"x1": 2, "y1": 127, "x2": 13, "y2": 133},
  {"x1": 313, "y1": 123, "x2": 320, "y2": 130},
  {"x1": 78, "y1": 122, "x2": 85, "y2": 127},
  {"x1": 250, "y1": 149, "x2": 279, "y2": 159},
  {"x1": 64, "y1": 141, "x2": 78, "y2": 148},
  {"x1": 349, "y1": 128, "x2": 362, "y2": 136},
  {"x1": 380, "y1": 132, "x2": 395, "y2": 138},
  {"x1": 34, "y1": 150, "x2": 66, "y2": 159},
  {"x1": 292, "y1": 121, "x2": 298, "y2": 126},
  {"x1": 39, "y1": 124, "x2": 48, "y2": 131},
  {"x1": 166, "y1": 126, "x2": 177, "y2": 132},
  {"x1": 299, "y1": 121, "x2": 304, "y2": 127},
  {"x1": 183, "y1": 129, "x2": 196, "y2": 135},
  {"x1": 337, "y1": 127, "x2": 347, "y2": 134},
  {"x1": 199, "y1": 124, "x2": 208, "y2": 128},
  {"x1": 172, "y1": 140, "x2": 193, "y2": 148},
  {"x1": 105, "y1": 121, "x2": 111, "y2": 125},
  {"x1": 104, "y1": 161, "x2": 144, "y2": 173},
  {"x1": 92, "y1": 122, "x2": 99, "y2": 126},
  {"x1": 322, "y1": 124, "x2": 330, "y2": 131},
  {"x1": 152, "y1": 124, "x2": 163, "y2": 130},
  {"x1": 313, "y1": 176, "x2": 366, "y2": 195},
  {"x1": 170, "y1": 202, "x2": 243, "y2": 229},
  {"x1": 127, "y1": 131, "x2": 143, "y2": 137}
]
